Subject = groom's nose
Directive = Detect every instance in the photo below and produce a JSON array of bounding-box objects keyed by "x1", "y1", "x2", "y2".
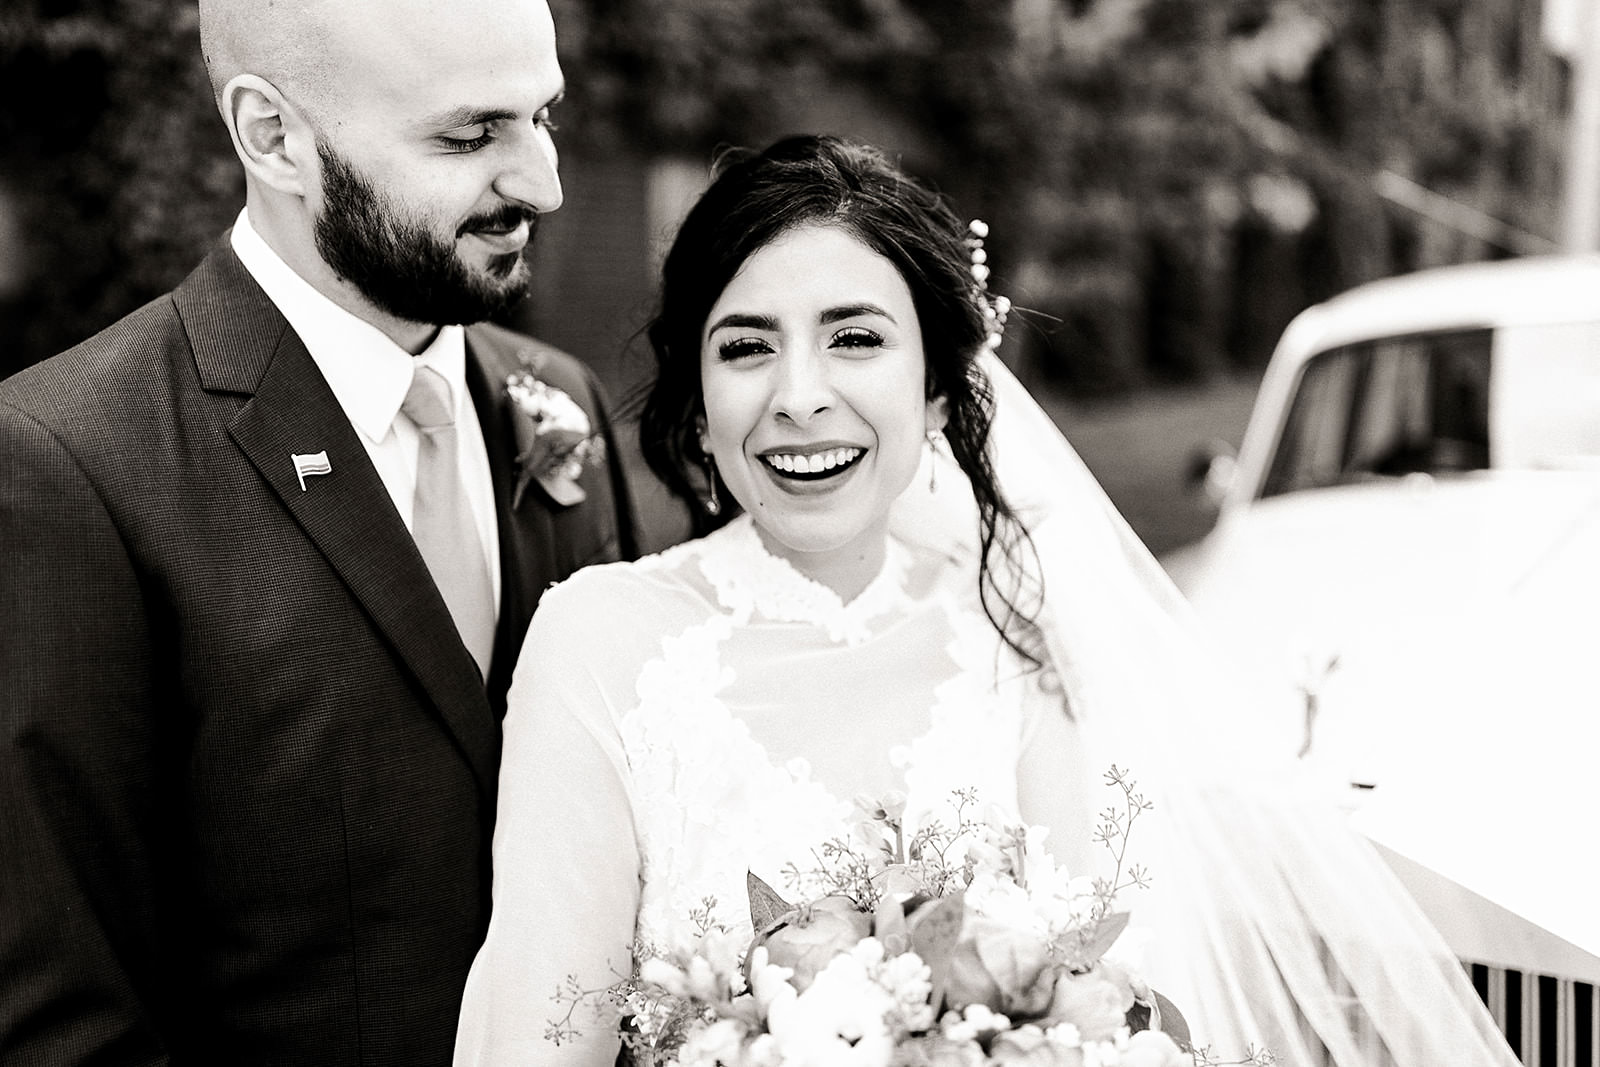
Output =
[{"x1": 494, "y1": 131, "x2": 563, "y2": 215}]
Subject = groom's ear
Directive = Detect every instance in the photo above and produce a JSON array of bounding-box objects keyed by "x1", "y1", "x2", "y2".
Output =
[{"x1": 219, "y1": 74, "x2": 313, "y2": 198}]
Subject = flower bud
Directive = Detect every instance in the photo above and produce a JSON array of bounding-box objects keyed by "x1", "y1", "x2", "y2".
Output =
[
  {"x1": 754, "y1": 895, "x2": 871, "y2": 993},
  {"x1": 944, "y1": 916, "x2": 1055, "y2": 1018},
  {"x1": 1044, "y1": 970, "x2": 1129, "y2": 1042}
]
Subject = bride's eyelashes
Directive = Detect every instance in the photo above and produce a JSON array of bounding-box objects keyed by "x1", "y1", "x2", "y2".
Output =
[
  {"x1": 716, "y1": 327, "x2": 886, "y2": 362},
  {"x1": 829, "y1": 326, "x2": 885, "y2": 351},
  {"x1": 717, "y1": 336, "x2": 776, "y2": 362}
]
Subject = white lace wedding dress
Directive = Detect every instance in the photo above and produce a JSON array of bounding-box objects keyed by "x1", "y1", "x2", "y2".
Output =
[
  {"x1": 456, "y1": 356, "x2": 1521, "y2": 1067},
  {"x1": 454, "y1": 512, "x2": 1092, "y2": 1066}
]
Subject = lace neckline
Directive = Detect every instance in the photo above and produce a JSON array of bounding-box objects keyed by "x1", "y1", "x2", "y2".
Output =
[{"x1": 697, "y1": 515, "x2": 910, "y2": 646}]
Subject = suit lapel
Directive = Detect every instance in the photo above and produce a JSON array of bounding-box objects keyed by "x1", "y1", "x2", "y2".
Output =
[
  {"x1": 464, "y1": 334, "x2": 559, "y2": 715},
  {"x1": 173, "y1": 246, "x2": 499, "y2": 791}
]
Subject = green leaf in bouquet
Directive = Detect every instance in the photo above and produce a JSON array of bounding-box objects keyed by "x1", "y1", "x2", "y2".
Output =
[
  {"x1": 1126, "y1": 988, "x2": 1194, "y2": 1053},
  {"x1": 1067, "y1": 909, "x2": 1130, "y2": 970},
  {"x1": 907, "y1": 892, "x2": 966, "y2": 1009},
  {"x1": 746, "y1": 871, "x2": 794, "y2": 934}
]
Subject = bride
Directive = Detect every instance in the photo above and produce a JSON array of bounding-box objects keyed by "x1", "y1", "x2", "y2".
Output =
[{"x1": 454, "y1": 136, "x2": 1518, "y2": 1066}]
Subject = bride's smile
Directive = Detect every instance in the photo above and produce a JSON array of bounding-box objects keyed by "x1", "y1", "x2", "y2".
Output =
[
  {"x1": 756, "y1": 443, "x2": 866, "y2": 483},
  {"x1": 699, "y1": 223, "x2": 946, "y2": 598}
]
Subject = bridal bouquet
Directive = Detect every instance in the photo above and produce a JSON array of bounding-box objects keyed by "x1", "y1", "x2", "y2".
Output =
[{"x1": 554, "y1": 770, "x2": 1260, "y2": 1066}]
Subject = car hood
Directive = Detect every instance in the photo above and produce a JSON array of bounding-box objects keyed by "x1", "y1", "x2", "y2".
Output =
[
  {"x1": 1175, "y1": 472, "x2": 1600, "y2": 623},
  {"x1": 1170, "y1": 471, "x2": 1600, "y2": 771},
  {"x1": 1170, "y1": 473, "x2": 1600, "y2": 958}
]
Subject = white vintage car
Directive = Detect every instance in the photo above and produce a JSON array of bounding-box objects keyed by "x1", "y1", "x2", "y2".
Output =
[{"x1": 1162, "y1": 255, "x2": 1600, "y2": 1058}]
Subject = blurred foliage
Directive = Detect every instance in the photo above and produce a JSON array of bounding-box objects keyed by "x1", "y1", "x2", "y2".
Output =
[
  {"x1": 1, "y1": 1, "x2": 242, "y2": 377},
  {"x1": 0, "y1": 0, "x2": 1570, "y2": 391},
  {"x1": 548, "y1": 0, "x2": 1568, "y2": 393}
]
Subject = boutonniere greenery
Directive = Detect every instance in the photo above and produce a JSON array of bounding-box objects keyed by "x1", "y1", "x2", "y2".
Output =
[{"x1": 505, "y1": 361, "x2": 606, "y2": 509}]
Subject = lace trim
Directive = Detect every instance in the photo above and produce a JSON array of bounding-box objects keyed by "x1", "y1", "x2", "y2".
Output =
[
  {"x1": 622, "y1": 613, "x2": 848, "y2": 949},
  {"x1": 897, "y1": 592, "x2": 1026, "y2": 833},
  {"x1": 696, "y1": 516, "x2": 910, "y2": 646}
]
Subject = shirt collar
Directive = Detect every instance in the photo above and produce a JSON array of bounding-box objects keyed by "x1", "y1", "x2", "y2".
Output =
[{"x1": 229, "y1": 208, "x2": 469, "y2": 442}]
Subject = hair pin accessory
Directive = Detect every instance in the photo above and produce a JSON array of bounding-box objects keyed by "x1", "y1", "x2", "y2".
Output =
[{"x1": 967, "y1": 219, "x2": 1011, "y2": 352}]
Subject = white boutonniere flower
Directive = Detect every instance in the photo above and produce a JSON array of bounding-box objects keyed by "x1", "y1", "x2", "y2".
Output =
[{"x1": 505, "y1": 363, "x2": 606, "y2": 509}]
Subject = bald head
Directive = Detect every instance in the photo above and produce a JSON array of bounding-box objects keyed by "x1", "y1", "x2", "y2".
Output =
[
  {"x1": 200, "y1": 0, "x2": 326, "y2": 107},
  {"x1": 200, "y1": 0, "x2": 558, "y2": 123},
  {"x1": 202, "y1": 0, "x2": 564, "y2": 345}
]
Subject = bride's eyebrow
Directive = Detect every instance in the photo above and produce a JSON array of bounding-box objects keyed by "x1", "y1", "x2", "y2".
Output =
[
  {"x1": 820, "y1": 303, "x2": 895, "y2": 325},
  {"x1": 706, "y1": 313, "x2": 778, "y2": 333}
]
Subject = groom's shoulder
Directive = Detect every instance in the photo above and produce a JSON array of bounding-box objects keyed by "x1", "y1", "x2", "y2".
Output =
[
  {"x1": 1, "y1": 290, "x2": 187, "y2": 423},
  {"x1": 1, "y1": 240, "x2": 243, "y2": 418}
]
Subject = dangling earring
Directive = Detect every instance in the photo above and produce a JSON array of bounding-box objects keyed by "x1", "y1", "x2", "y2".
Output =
[
  {"x1": 702, "y1": 452, "x2": 721, "y2": 516},
  {"x1": 926, "y1": 431, "x2": 939, "y2": 493}
]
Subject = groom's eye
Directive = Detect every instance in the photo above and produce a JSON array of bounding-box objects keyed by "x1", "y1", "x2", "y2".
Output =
[{"x1": 440, "y1": 126, "x2": 493, "y2": 153}]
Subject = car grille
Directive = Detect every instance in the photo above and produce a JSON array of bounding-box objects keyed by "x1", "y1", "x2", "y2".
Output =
[{"x1": 1470, "y1": 964, "x2": 1598, "y2": 1067}]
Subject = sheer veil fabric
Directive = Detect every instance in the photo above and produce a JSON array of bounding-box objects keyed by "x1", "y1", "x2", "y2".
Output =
[
  {"x1": 966, "y1": 353, "x2": 1520, "y2": 1065},
  {"x1": 454, "y1": 355, "x2": 1519, "y2": 1066}
]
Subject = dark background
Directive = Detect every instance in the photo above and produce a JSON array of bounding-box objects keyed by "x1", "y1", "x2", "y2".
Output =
[{"x1": 0, "y1": 0, "x2": 1575, "y2": 550}]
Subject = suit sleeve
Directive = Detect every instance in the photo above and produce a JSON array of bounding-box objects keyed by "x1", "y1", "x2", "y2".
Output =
[{"x1": 0, "y1": 400, "x2": 173, "y2": 1064}]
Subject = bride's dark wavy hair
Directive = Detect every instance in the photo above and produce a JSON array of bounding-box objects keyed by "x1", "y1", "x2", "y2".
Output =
[{"x1": 640, "y1": 135, "x2": 1044, "y2": 665}]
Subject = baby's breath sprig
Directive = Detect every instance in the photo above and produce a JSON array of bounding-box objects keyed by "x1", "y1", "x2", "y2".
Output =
[
  {"x1": 546, "y1": 955, "x2": 639, "y2": 1047},
  {"x1": 1194, "y1": 1043, "x2": 1278, "y2": 1066},
  {"x1": 784, "y1": 788, "x2": 982, "y2": 908},
  {"x1": 1090, "y1": 764, "x2": 1154, "y2": 921}
]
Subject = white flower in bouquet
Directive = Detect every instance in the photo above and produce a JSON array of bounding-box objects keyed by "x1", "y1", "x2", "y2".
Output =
[
  {"x1": 758, "y1": 938, "x2": 933, "y2": 1067},
  {"x1": 639, "y1": 924, "x2": 747, "y2": 1003},
  {"x1": 675, "y1": 1018, "x2": 751, "y2": 1067},
  {"x1": 550, "y1": 770, "x2": 1267, "y2": 1065}
]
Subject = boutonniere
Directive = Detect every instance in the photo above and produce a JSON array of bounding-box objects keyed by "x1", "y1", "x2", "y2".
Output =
[{"x1": 505, "y1": 363, "x2": 606, "y2": 509}]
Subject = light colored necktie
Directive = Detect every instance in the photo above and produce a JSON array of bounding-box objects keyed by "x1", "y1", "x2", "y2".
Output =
[{"x1": 402, "y1": 365, "x2": 496, "y2": 679}]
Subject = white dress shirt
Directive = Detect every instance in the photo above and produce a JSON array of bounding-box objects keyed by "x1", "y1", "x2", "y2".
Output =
[{"x1": 230, "y1": 208, "x2": 502, "y2": 607}]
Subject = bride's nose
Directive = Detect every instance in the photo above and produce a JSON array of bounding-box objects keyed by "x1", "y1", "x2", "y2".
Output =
[{"x1": 770, "y1": 351, "x2": 833, "y2": 425}]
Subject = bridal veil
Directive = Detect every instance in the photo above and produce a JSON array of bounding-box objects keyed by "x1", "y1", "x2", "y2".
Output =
[{"x1": 902, "y1": 352, "x2": 1522, "y2": 1066}]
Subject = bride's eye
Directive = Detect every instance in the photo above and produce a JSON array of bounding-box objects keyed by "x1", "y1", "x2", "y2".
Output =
[
  {"x1": 717, "y1": 337, "x2": 775, "y2": 362},
  {"x1": 829, "y1": 326, "x2": 884, "y2": 350}
]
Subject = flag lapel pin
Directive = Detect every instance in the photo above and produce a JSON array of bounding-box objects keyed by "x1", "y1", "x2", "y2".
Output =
[{"x1": 291, "y1": 450, "x2": 333, "y2": 492}]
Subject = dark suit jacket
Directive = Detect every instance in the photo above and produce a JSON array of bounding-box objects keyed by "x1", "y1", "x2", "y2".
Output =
[{"x1": 0, "y1": 243, "x2": 637, "y2": 1064}]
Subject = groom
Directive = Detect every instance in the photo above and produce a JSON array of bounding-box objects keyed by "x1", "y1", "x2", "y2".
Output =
[{"x1": 0, "y1": 0, "x2": 635, "y2": 1062}]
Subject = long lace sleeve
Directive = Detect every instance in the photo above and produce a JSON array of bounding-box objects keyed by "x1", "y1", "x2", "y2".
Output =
[{"x1": 455, "y1": 575, "x2": 642, "y2": 1067}]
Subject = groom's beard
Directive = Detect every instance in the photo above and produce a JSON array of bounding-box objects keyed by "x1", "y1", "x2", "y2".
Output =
[{"x1": 313, "y1": 139, "x2": 537, "y2": 326}]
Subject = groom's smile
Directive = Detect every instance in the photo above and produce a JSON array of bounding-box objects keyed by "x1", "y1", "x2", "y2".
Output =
[
  {"x1": 460, "y1": 206, "x2": 537, "y2": 260},
  {"x1": 309, "y1": 134, "x2": 547, "y2": 327}
]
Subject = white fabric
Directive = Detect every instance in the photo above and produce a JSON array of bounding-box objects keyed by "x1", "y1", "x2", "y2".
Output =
[
  {"x1": 455, "y1": 512, "x2": 1089, "y2": 1065},
  {"x1": 455, "y1": 356, "x2": 1519, "y2": 1067},
  {"x1": 230, "y1": 209, "x2": 500, "y2": 603},
  {"x1": 974, "y1": 353, "x2": 1520, "y2": 1066}
]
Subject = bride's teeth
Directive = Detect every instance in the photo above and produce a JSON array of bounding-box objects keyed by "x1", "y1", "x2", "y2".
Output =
[{"x1": 763, "y1": 447, "x2": 862, "y2": 473}]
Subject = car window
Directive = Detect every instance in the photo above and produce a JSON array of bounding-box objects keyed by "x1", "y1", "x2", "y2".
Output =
[
  {"x1": 1261, "y1": 328, "x2": 1493, "y2": 498},
  {"x1": 1491, "y1": 320, "x2": 1600, "y2": 468}
]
